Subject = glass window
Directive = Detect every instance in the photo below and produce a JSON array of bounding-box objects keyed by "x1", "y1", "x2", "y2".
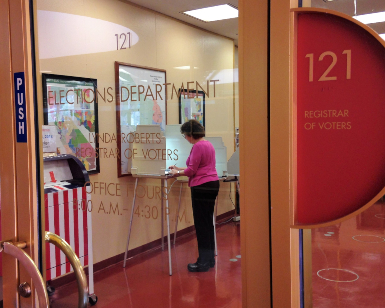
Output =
[
  {"x1": 304, "y1": 1, "x2": 385, "y2": 306},
  {"x1": 34, "y1": 0, "x2": 240, "y2": 305}
]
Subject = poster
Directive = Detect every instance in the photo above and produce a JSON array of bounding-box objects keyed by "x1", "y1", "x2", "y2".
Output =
[
  {"x1": 42, "y1": 74, "x2": 100, "y2": 174},
  {"x1": 179, "y1": 90, "x2": 205, "y2": 127},
  {"x1": 115, "y1": 62, "x2": 167, "y2": 176}
]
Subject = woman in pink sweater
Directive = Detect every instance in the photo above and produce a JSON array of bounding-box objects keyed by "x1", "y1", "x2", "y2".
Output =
[{"x1": 169, "y1": 120, "x2": 219, "y2": 272}]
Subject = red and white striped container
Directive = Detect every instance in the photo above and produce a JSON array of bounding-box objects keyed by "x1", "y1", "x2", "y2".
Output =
[{"x1": 44, "y1": 186, "x2": 94, "y2": 294}]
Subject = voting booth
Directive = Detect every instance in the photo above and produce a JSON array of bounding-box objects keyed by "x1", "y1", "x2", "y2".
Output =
[
  {"x1": 227, "y1": 148, "x2": 239, "y2": 177},
  {"x1": 165, "y1": 124, "x2": 192, "y2": 171},
  {"x1": 130, "y1": 124, "x2": 228, "y2": 177},
  {"x1": 225, "y1": 148, "x2": 240, "y2": 220},
  {"x1": 163, "y1": 125, "x2": 230, "y2": 248},
  {"x1": 43, "y1": 154, "x2": 96, "y2": 304},
  {"x1": 130, "y1": 125, "x2": 166, "y2": 175},
  {"x1": 124, "y1": 125, "x2": 173, "y2": 274},
  {"x1": 206, "y1": 137, "x2": 228, "y2": 178},
  {"x1": 166, "y1": 125, "x2": 228, "y2": 178}
]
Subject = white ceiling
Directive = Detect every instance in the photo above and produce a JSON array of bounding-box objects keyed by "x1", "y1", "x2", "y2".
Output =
[
  {"x1": 125, "y1": 0, "x2": 385, "y2": 47},
  {"x1": 312, "y1": 0, "x2": 385, "y2": 35},
  {"x1": 125, "y1": 0, "x2": 239, "y2": 45}
]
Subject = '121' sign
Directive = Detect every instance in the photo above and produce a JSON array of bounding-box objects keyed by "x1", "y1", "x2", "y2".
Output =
[{"x1": 295, "y1": 9, "x2": 385, "y2": 226}]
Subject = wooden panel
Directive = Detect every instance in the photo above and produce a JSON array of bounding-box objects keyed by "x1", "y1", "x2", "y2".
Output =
[
  {"x1": 0, "y1": 0, "x2": 19, "y2": 306},
  {"x1": 3, "y1": 0, "x2": 39, "y2": 306},
  {"x1": 271, "y1": 0, "x2": 300, "y2": 307},
  {"x1": 239, "y1": 0, "x2": 270, "y2": 306}
]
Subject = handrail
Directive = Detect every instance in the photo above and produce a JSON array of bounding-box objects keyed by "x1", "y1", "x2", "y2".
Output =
[
  {"x1": 45, "y1": 232, "x2": 88, "y2": 308},
  {"x1": 2, "y1": 242, "x2": 49, "y2": 308}
]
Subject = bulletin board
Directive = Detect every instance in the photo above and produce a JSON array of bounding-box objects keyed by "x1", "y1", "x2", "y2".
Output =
[
  {"x1": 115, "y1": 62, "x2": 167, "y2": 177},
  {"x1": 42, "y1": 74, "x2": 100, "y2": 174},
  {"x1": 179, "y1": 89, "x2": 205, "y2": 127}
]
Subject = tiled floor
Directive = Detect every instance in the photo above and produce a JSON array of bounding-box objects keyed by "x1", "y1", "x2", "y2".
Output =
[
  {"x1": 47, "y1": 200, "x2": 385, "y2": 308},
  {"x1": 312, "y1": 200, "x2": 385, "y2": 307},
  {"x1": 49, "y1": 221, "x2": 241, "y2": 308}
]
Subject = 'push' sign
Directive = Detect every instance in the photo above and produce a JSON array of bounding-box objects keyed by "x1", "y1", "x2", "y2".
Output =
[{"x1": 14, "y1": 72, "x2": 27, "y2": 143}]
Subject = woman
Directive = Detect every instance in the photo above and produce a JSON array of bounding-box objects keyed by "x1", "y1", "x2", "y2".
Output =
[{"x1": 169, "y1": 120, "x2": 219, "y2": 272}]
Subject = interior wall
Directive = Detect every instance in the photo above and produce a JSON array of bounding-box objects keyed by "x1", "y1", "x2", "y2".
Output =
[{"x1": 36, "y1": 0, "x2": 237, "y2": 264}]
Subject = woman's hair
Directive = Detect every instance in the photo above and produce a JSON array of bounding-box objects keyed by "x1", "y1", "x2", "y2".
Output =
[{"x1": 180, "y1": 119, "x2": 205, "y2": 139}]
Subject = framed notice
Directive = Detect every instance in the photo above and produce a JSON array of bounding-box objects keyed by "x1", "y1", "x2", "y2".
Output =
[
  {"x1": 179, "y1": 89, "x2": 205, "y2": 127},
  {"x1": 42, "y1": 74, "x2": 100, "y2": 174},
  {"x1": 115, "y1": 62, "x2": 167, "y2": 177},
  {"x1": 42, "y1": 125, "x2": 59, "y2": 153}
]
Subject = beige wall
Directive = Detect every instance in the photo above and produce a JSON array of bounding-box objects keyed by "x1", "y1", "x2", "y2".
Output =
[{"x1": 36, "y1": 0, "x2": 237, "y2": 264}]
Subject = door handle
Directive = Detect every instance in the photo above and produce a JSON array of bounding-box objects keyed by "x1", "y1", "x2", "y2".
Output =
[
  {"x1": 45, "y1": 231, "x2": 88, "y2": 308},
  {"x1": 1, "y1": 241, "x2": 49, "y2": 308}
]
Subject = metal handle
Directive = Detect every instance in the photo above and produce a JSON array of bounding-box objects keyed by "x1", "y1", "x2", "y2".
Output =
[
  {"x1": 45, "y1": 232, "x2": 88, "y2": 308},
  {"x1": 2, "y1": 241, "x2": 49, "y2": 308}
]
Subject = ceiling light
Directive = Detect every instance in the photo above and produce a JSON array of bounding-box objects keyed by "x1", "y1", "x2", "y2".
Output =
[
  {"x1": 353, "y1": 12, "x2": 385, "y2": 25},
  {"x1": 174, "y1": 66, "x2": 190, "y2": 70},
  {"x1": 182, "y1": 4, "x2": 238, "y2": 22}
]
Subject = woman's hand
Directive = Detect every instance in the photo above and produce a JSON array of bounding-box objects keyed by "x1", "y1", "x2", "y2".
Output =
[
  {"x1": 169, "y1": 165, "x2": 179, "y2": 171},
  {"x1": 170, "y1": 169, "x2": 179, "y2": 176}
]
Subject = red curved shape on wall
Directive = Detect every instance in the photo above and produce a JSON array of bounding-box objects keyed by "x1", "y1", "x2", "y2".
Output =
[{"x1": 296, "y1": 10, "x2": 385, "y2": 225}]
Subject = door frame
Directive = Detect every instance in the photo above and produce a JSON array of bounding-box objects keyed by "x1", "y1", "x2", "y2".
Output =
[
  {"x1": 0, "y1": 0, "x2": 41, "y2": 306},
  {"x1": 239, "y1": 0, "x2": 300, "y2": 306}
]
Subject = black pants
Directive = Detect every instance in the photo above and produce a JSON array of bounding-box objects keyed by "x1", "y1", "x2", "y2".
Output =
[{"x1": 190, "y1": 180, "x2": 220, "y2": 263}]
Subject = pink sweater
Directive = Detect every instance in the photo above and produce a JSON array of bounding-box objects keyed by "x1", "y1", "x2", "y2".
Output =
[{"x1": 184, "y1": 140, "x2": 219, "y2": 187}]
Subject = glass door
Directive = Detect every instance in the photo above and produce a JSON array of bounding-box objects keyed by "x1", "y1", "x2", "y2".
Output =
[
  {"x1": 31, "y1": 0, "x2": 240, "y2": 306},
  {"x1": 299, "y1": 1, "x2": 385, "y2": 307}
]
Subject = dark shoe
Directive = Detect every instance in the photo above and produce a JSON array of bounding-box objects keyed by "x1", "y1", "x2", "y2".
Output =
[
  {"x1": 197, "y1": 256, "x2": 215, "y2": 267},
  {"x1": 187, "y1": 261, "x2": 210, "y2": 272}
]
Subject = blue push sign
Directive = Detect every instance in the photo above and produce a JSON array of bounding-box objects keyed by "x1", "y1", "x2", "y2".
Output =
[{"x1": 14, "y1": 72, "x2": 27, "y2": 143}]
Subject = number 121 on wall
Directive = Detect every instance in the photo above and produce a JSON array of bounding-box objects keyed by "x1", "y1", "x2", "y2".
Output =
[{"x1": 305, "y1": 50, "x2": 351, "y2": 82}]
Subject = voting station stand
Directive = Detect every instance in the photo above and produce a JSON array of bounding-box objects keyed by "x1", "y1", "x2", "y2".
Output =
[{"x1": 122, "y1": 125, "x2": 174, "y2": 275}]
